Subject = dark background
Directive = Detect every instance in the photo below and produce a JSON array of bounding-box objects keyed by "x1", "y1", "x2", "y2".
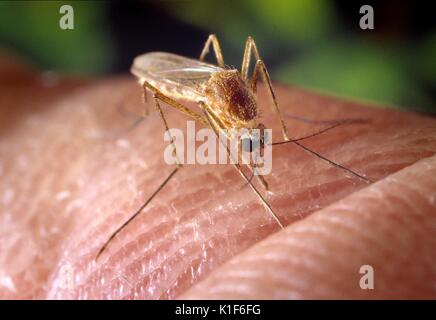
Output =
[{"x1": 0, "y1": 0, "x2": 435, "y2": 113}]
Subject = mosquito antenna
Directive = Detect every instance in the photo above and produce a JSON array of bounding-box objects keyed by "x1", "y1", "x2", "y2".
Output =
[
  {"x1": 284, "y1": 113, "x2": 369, "y2": 126},
  {"x1": 243, "y1": 122, "x2": 349, "y2": 190},
  {"x1": 271, "y1": 114, "x2": 372, "y2": 181},
  {"x1": 275, "y1": 138, "x2": 372, "y2": 183},
  {"x1": 273, "y1": 121, "x2": 345, "y2": 146},
  {"x1": 95, "y1": 167, "x2": 179, "y2": 261}
]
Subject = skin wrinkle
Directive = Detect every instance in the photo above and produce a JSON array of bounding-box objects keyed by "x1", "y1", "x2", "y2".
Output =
[
  {"x1": 339, "y1": 210, "x2": 411, "y2": 259},
  {"x1": 2, "y1": 116, "x2": 84, "y2": 298},
  {"x1": 150, "y1": 216, "x2": 262, "y2": 298},
  {"x1": 3, "y1": 156, "x2": 414, "y2": 298},
  {"x1": 260, "y1": 261, "x2": 341, "y2": 297},
  {"x1": 283, "y1": 228, "x2": 376, "y2": 284},
  {"x1": 152, "y1": 252, "x2": 196, "y2": 299},
  {"x1": 389, "y1": 176, "x2": 436, "y2": 236},
  {"x1": 322, "y1": 210, "x2": 394, "y2": 253},
  {"x1": 276, "y1": 221, "x2": 372, "y2": 270},
  {"x1": 319, "y1": 213, "x2": 412, "y2": 276},
  {"x1": 197, "y1": 246, "x2": 375, "y2": 298},
  {"x1": 157, "y1": 248, "x2": 208, "y2": 299},
  {"x1": 153, "y1": 231, "x2": 236, "y2": 297},
  {"x1": 74, "y1": 189, "x2": 231, "y2": 299},
  {"x1": 272, "y1": 179, "x2": 359, "y2": 222},
  {"x1": 91, "y1": 150, "x2": 179, "y2": 220},
  {"x1": 183, "y1": 156, "x2": 436, "y2": 299},
  {"x1": 332, "y1": 191, "x2": 432, "y2": 255},
  {"x1": 2, "y1": 58, "x2": 436, "y2": 299},
  {"x1": 89, "y1": 198, "x2": 171, "y2": 258},
  {"x1": 239, "y1": 252, "x2": 343, "y2": 290},
  {"x1": 282, "y1": 224, "x2": 374, "y2": 266},
  {"x1": 204, "y1": 255, "x2": 338, "y2": 299},
  {"x1": 108, "y1": 218, "x2": 174, "y2": 264}
]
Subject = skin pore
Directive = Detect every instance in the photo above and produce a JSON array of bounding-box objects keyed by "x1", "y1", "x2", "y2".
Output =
[{"x1": 1, "y1": 54, "x2": 436, "y2": 299}]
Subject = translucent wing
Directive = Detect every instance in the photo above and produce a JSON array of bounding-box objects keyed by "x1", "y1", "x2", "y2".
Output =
[{"x1": 131, "y1": 52, "x2": 223, "y2": 101}]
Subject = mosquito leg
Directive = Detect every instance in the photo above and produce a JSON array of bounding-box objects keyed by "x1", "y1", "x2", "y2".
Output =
[
  {"x1": 199, "y1": 34, "x2": 225, "y2": 68},
  {"x1": 95, "y1": 91, "x2": 190, "y2": 261},
  {"x1": 109, "y1": 79, "x2": 201, "y2": 139},
  {"x1": 237, "y1": 161, "x2": 269, "y2": 190},
  {"x1": 252, "y1": 59, "x2": 290, "y2": 141},
  {"x1": 142, "y1": 81, "x2": 208, "y2": 125},
  {"x1": 283, "y1": 113, "x2": 369, "y2": 126},
  {"x1": 253, "y1": 168, "x2": 269, "y2": 190},
  {"x1": 95, "y1": 166, "x2": 179, "y2": 261},
  {"x1": 241, "y1": 162, "x2": 270, "y2": 191},
  {"x1": 200, "y1": 102, "x2": 284, "y2": 229},
  {"x1": 142, "y1": 85, "x2": 149, "y2": 117},
  {"x1": 239, "y1": 147, "x2": 269, "y2": 190},
  {"x1": 152, "y1": 95, "x2": 184, "y2": 167},
  {"x1": 241, "y1": 36, "x2": 261, "y2": 81},
  {"x1": 95, "y1": 95, "x2": 186, "y2": 261},
  {"x1": 239, "y1": 38, "x2": 371, "y2": 183},
  {"x1": 239, "y1": 37, "x2": 290, "y2": 140}
]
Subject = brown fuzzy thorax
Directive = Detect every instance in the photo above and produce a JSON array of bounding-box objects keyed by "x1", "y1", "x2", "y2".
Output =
[{"x1": 202, "y1": 70, "x2": 257, "y2": 128}]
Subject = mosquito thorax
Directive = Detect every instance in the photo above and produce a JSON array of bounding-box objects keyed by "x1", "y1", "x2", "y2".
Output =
[{"x1": 203, "y1": 70, "x2": 257, "y2": 126}]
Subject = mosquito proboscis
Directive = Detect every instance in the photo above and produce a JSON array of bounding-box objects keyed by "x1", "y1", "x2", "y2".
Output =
[{"x1": 95, "y1": 35, "x2": 371, "y2": 261}]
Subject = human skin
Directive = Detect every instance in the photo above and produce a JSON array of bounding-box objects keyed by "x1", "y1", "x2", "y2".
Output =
[{"x1": 0, "y1": 53, "x2": 436, "y2": 299}]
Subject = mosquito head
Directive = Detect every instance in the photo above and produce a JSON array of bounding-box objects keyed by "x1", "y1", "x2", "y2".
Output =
[{"x1": 241, "y1": 123, "x2": 269, "y2": 153}]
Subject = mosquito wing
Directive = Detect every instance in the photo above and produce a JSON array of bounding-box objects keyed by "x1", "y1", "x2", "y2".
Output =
[{"x1": 131, "y1": 52, "x2": 223, "y2": 101}]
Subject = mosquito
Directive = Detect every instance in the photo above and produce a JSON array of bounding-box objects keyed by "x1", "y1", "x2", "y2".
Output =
[{"x1": 95, "y1": 34, "x2": 371, "y2": 261}]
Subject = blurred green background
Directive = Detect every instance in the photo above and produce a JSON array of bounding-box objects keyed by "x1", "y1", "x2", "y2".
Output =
[{"x1": 0, "y1": 0, "x2": 435, "y2": 113}]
